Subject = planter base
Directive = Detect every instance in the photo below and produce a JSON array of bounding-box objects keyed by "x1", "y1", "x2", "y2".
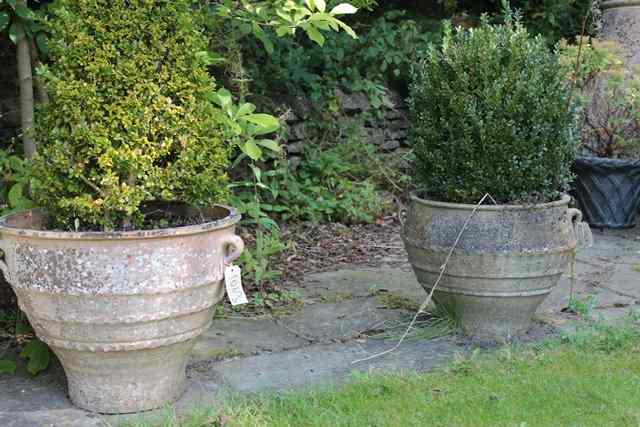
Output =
[
  {"x1": 431, "y1": 291, "x2": 548, "y2": 339},
  {"x1": 56, "y1": 339, "x2": 195, "y2": 414},
  {"x1": 412, "y1": 262, "x2": 561, "y2": 339}
]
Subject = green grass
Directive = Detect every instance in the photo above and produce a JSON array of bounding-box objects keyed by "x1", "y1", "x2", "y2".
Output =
[{"x1": 130, "y1": 320, "x2": 640, "y2": 427}]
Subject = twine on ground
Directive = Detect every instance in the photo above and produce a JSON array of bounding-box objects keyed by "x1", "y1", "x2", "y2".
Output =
[{"x1": 351, "y1": 193, "x2": 495, "y2": 365}]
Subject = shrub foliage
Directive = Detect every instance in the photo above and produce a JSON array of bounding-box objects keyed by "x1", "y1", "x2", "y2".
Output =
[
  {"x1": 409, "y1": 15, "x2": 577, "y2": 204},
  {"x1": 32, "y1": 0, "x2": 230, "y2": 230}
]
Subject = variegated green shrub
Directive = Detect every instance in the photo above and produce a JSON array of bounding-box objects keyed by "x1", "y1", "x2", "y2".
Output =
[{"x1": 32, "y1": 0, "x2": 231, "y2": 230}]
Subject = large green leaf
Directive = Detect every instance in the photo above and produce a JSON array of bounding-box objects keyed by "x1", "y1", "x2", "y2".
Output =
[
  {"x1": 330, "y1": 3, "x2": 358, "y2": 15},
  {"x1": 256, "y1": 139, "x2": 282, "y2": 153},
  {"x1": 0, "y1": 11, "x2": 10, "y2": 32},
  {"x1": 242, "y1": 139, "x2": 262, "y2": 161},
  {"x1": 20, "y1": 339, "x2": 50, "y2": 376},
  {"x1": 252, "y1": 22, "x2": 274, "y2": 55},
  {"x1": 8, "y1": 21, "x2": 22, "y2": 44},
  {"x1": 8, "y1": 183, "x2": 35, "y2": 210},
  {"x1": 304, "y1": 24, "x2": 325, "y2": 46},
  {"x1": 195, "y1": 50, "x2": 225, "y2": 66},
  {"x1": 14, "y1": 5, "x2": 35, "y2": 20},
  {"x1": 236, "y1": 102, "x2": 256, "y2": 117},
  {"x1": 242, "y1": 114, "x2": 280, "y2": 135},
  {"x1": 210, "y1": 88, "x2": 232, "y2": 109}
]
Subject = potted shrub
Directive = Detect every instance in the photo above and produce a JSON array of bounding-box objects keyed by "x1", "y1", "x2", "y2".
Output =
[
  {"x1": 562, "y1": 40, "x2": 640, "y2": 229},
  {"x1": 403, "y1": 15, "x2": 582, "y2": 339},
  {"x1": 0, "y1": 0, "x2": 245, "y2": 414}
]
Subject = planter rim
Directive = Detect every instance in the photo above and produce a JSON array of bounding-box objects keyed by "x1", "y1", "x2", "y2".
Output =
[
  {"x1": 0, "y1": 204, "x2": 240, "y2": 241},
  {"x1": 409, "y1": 192, "x2": 571, "y2": 212},
  {"x1": 602, "y1": 0, "x2": 640, "y2": 9}
]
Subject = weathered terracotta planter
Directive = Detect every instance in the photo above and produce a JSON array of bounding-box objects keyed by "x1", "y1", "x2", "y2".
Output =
[
  {"x1": 402, "y1": 193, "x2": 580, "y2": 339},
  {"x1": 0, "y1": 205, "x2": 243, "y2": 414}
]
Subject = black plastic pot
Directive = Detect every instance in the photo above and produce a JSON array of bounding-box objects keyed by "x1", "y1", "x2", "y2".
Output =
[{"x1": 572, "y1": 157, "x2": 640, "y2": 229}]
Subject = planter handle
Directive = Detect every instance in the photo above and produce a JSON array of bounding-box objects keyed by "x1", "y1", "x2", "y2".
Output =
[
  {"x1": 222, "y1": 234, "x2": 245, "y2": 266},
  {"x1": 568, "y1": 208, "x2": 594, "y2": 248},
  {"x1": 568, "y1": 208, "x2": 583, "y2": 224}
]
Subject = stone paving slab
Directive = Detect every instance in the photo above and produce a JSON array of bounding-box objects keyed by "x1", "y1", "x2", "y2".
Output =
[
  {"x1": 191, "y1": 317, "x2": 307, "y2": 363},
  {"x1": 299, "y1": 268, "x2": 424, "y2": 301},
  {"x1": 277, "y1": 299, "x2": 411, "y2": 343},
  {"x1": 1, "y1": 228, "x2": 640, "y2": 426},
  {"x1": 191, "y1": 270, "x2": 426, "y2": 364},
  {"x1": 209, "y1": 337, "x2": 458, "y2": 393}
]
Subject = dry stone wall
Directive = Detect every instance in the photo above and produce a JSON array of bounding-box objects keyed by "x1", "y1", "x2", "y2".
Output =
[{"x1": 282, "y1": 89, "x2": 410, "y2": 167}]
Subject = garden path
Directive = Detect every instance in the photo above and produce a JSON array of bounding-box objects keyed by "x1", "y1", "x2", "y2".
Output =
[{"x1": 0, "y1": 228, "x2": 638, "y2": 426}]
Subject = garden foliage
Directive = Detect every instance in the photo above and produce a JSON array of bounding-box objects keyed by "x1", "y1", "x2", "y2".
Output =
[
  {"x1": 409, "y1": 14, "x2": 578, "y2": 204},
  {"x1": 561, "y1": 39, "x2": 640, "y2": 159},
  {"x1": 440, "y1": 0, "x2": 594, "y2": 43},
  {"x1": 242, "y1": 10, "x2": 436, "y2": 104}
]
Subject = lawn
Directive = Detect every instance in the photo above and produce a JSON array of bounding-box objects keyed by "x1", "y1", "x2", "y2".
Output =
[{"x1": 132, "y1": 320, "x2": 640, "y2": 427}]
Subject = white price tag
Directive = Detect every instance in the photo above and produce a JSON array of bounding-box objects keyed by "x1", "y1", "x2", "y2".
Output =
[{"x1": 224, "y1": 264, "x2": 248, "y2": 306}]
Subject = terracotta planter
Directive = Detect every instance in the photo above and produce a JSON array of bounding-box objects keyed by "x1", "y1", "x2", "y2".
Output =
[
  {"x1": 0, "y1": 205, "x2": 244, "y2": 414},
  {"x1": 402, "y1": 193, "x2": 579, "y2": 339}
]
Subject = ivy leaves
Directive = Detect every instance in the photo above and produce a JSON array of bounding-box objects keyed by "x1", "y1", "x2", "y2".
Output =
[
  {"x1": 20, "y1": 339, "x2": 50, "y2": 376},
  {"x1": 0, "y1": 359, "x2": 17, "y2": 375},
  {"x1": 0, "y1": 152, "x2": 35, "y2": 215},
  {"x1": 0, "y1": 314, "x2": 51, "y2": 377},
  {"x1": 0, "y1": 339, "x2": 52, "y2": 377}
]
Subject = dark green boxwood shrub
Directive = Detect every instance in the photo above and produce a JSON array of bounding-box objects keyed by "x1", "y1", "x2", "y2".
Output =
[
  {"x1": 409, "y1": 15, "x2": 578, "y2": 204},
  {"x1": 32, "y1": 0, "x2": 230, "y2": 231}
]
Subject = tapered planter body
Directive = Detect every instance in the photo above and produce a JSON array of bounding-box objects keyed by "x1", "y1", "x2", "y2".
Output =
[
  {"x1": 0, "y1": 205, "x2": 244, "y2": 414},
  {"x1": 402, "y1": 193, "x2": 579, "y2": 339},
  {"x1": 572, "y1": 157, "x2": 640, "y2": 228}
]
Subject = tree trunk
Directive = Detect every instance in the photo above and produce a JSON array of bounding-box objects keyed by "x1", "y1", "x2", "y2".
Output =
[{"x1": 15, "y1": 0, "x2": 36, "y2": 159}]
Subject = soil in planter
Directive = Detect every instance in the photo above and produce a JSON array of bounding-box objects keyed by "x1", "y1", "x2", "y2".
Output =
[
  {"x1": 140, "y1": 202, "x2": 228, "y2": 230},
  {"x1": 38, "y1": 202, "x2": 232, "y2": 233}
]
